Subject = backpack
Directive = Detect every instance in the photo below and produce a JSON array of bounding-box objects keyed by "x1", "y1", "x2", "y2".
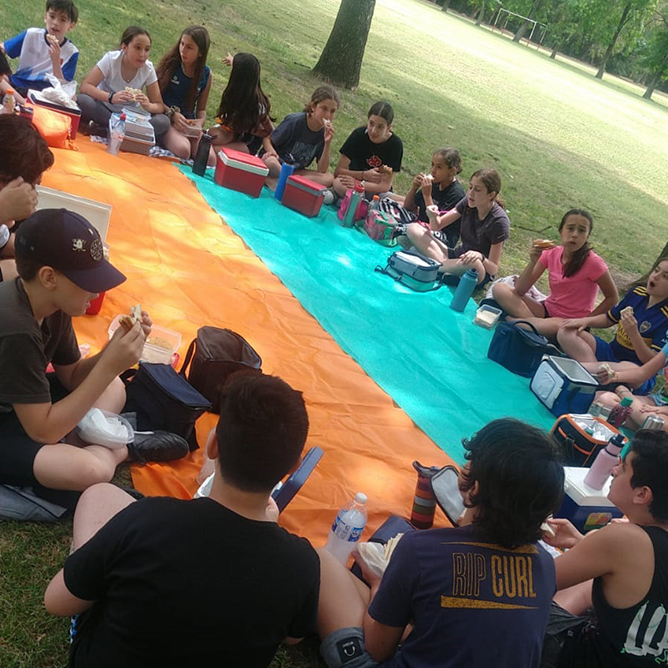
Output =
[
  {"x1": 180, "y1": 327, "x2": 263, "y2": 414},
  {"x1": 378, "y1": 198, "x2": 418, "y2": 225},
  {"x1": 375, "y1": 250, "x2": 442, "y2": 292},
  {"x1": 360, "y1": 209, "x2": 397, "y2": 246}
]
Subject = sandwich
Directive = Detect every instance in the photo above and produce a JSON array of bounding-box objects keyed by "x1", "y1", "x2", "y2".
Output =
[
  {"x1": 533, "y1": 239, "x2": 555, "y2": 249},
  {"x1": 118, "y1": 304, "x2": 142, "y2": 331}
]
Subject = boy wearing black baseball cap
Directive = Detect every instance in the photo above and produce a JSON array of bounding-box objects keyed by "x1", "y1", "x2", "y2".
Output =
[{"x1": 0, "y1": 208, "x2": 147, "y2": 508}]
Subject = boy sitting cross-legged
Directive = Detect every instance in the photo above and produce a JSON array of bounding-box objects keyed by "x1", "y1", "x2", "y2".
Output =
[
  {"x1": 316, "y1": 418, "x2": 565, "y2": 668},
  {"x1": 1, "y1": 0, "x2": 79, "y2": 103},
  {"x1": 0, "y1": 208, "x2": 182, "y2": 512},
  {"x1": 45, "y1": 373, "x2": 320, "y2": 668},
  {"x1": 542, "y1": 430, "x2": 668, "y2": 667}
]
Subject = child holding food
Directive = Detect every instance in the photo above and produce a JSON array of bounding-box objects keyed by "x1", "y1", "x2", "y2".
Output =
[
  {"x1": 1, "y1": 0, "x2": 79, "y2": 102},
  {"x1": 558, "y1": 257, "x2": 668, "y2": 394},
  {"x1": 332, "y1": 101, "x2": 403, "y2": 198},
  {"x1": 404, "y1": 168, "x2": 508, "y2": 287},
  {"x1": 0, "y1": 209, "x2": 188, "y2": 517},
  {"x1": 262, "y1": 85, "x2": 340, "y2": 187},
  {"x1": 593, "y1": 342, "x2": 668, "y2": 433},
  {"x1": 402, "y1": 147, "x2": 466, "y2": 247},
  {"x1": 78, "y1": 26, "x2": 169, "y2": 138},
  {"x1": 491, "y1": 209, "x2": 618, "y2": 339},
  {"x1": 156, "y1": 26, "x2": 214, "y2": 163}
]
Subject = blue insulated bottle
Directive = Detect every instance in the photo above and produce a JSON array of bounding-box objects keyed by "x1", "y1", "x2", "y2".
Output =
[
  {"x1": 450, "y1": 269, "x2": 478, "y2": 312},
  {"x1": 274, "y1": 160, "x2": 295, "y2": 201}
]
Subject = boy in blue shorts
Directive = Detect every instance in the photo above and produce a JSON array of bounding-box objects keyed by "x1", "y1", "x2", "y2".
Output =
[
  {"x1": 558, "y1": 257, "x2": 668, "y2": 395},
  {"x1": 1, "y1": 0, "x2": 79, "y2": 103}
]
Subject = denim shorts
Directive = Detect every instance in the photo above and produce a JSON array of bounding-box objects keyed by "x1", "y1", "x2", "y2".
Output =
[{"x1": 320, "y1": 628, "x2": 379, "y2": 668}]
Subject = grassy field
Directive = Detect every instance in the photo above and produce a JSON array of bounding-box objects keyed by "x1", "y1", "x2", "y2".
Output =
[{"x1": 1, "y1": 0, "x2": 667, "y2": 665}]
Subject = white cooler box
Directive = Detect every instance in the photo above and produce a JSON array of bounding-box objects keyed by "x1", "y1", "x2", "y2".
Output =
[
  {"x1": 36, "y1": 186, "x2": 112, "y2": 241},
  {"x1": 531, "y1": 356, "x2": 599, "y2": 417},
  {"x1": 555, "y1": 466, "x2": 623, "y2": 532}
]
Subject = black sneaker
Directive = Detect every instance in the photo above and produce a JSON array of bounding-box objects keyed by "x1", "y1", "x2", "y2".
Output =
[{"x1": 129, "y1": 431, "x2": 189, "y2": 463}]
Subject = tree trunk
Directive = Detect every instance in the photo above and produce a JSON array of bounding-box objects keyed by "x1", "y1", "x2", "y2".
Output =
[
  {"x1": 313, "y1": 0, "x2": 377, "y2": 89},
  {"x1": 513, "y1": 0, "x2": 542, "y2": 42},
  {"x1": 476, "y1": 5, "x2": 486, "y2": 26},
  {"x1": 643, "y1": 50, "x2": 668, "y2": 99},
  {"x1": 595, "y1": 2, "x2": 632, "y2": 79},
  {"x1": 442, "y1": 0, "x2": 451, "y2": 12},
  {"x1": 550, "y1": 44, "x2": 559, "y2": 59}
]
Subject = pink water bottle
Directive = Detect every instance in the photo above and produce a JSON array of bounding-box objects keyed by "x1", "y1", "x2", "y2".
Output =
[{"x1": 584, "y1": 433, "x2": 626, "y2": 490}]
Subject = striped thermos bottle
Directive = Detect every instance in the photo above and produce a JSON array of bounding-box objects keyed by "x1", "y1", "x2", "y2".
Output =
[{"x1": 411, "y1": 461, "x2": 441, "y2": 529}]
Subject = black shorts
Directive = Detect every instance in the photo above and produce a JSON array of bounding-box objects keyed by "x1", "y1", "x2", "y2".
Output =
[{"x1": 0, "y1": 376, "x2": 80, "y2": 509}]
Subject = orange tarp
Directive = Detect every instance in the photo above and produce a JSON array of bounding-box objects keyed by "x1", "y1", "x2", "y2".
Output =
[{"x1": 44, "y1": 140, "x2": 454, "y2": 545}]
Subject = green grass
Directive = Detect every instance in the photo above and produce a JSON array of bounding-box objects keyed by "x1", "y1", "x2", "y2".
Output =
[{"x1": 1, "y1": 0, "x2": 667, "y2": 665}]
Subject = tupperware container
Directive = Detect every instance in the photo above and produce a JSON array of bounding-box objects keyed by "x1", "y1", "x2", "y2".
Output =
[
  {"x1": 473, "y1": 304, "x2": 502, "y2": 329},
  {"x1": 108, "y1": 315, "x2": 181, "y2": 366}
]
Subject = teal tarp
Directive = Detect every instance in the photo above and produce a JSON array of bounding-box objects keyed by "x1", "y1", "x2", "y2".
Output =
[{"x1": 181, "y1": 167, "x2": 555, "y2": 463}]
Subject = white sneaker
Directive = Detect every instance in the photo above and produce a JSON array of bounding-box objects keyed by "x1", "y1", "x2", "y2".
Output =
[{"x1": 323, "y1": 189, "x2": 334, "y2": 205}]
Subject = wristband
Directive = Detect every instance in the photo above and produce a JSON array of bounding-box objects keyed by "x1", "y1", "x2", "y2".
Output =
[{"x1": 108, "y1": 92, "x2": 114, "y2": 104}]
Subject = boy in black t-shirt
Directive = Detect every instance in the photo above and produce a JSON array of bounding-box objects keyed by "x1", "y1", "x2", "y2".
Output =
[{"x1": 45, "y1": 374, "x2": 320, "y2": 668}]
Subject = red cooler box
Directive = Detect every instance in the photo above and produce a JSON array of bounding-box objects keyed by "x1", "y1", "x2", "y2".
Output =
[
  {"x1": 28, "y1": 90, "x2": 81, "y2": 138},
  {"x1": 214, "y1": 148, "x2": 269, "y2": 198},
  {"x1": 282, "y1": 175, "x2": 327, "y2": 217}
]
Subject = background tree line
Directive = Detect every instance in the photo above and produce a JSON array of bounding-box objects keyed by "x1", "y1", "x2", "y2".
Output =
[{"x1": 437, "y1": 0, "x2": 668, "y2": 99}]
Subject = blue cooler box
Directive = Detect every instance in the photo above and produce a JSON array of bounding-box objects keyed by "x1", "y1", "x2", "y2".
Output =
[
  {"x1": 555, "y1": 466, "x2": 623, "y2": 532},
  {"x1": 531, "y1": 356, "x2": 599, "y2": 417}
]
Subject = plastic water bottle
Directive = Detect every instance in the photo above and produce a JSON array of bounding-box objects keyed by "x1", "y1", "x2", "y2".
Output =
[
  {"x1": 450, "y1": 268, "x2": 478, "y2": 312},
  {"x1": 584, "y1": 433, "x2": 626, "y2": 490},
  {"x1": 342, "y1": 182, "x2": 365, "y2": 228},
  {"x1": 607, "y1": 396, "x2": 633, "y2": 429},
  {"x1": 192, "y1": 133, "x2": 213, "y2": 176},
  {"x1": 107, "y1": 113, "x2": 126, "y2": 156},
  {"x1": 1, "y1": 88, "x2": 16, "y2": 115},
  {"x1": 274, "y1": 159, "x2": 295, "y2": 201},
  {"x1": 370, "y1": 195, "x2": 381, "y2": 211},
  {"x1": 325, "y1": 492, "x2": 368, "y2": 565}
]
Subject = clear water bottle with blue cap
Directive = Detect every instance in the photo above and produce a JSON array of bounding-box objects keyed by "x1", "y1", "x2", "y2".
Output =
[
  {"x1": 325, "y1": 492, "x2": 368, "y2": 565},
  {"x1": 450, "y1": 268, "x2": 478, "y2": 312}
]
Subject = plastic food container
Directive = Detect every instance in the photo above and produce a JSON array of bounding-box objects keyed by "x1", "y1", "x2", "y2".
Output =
[
  {"x1": 108, "y1": 315, "x2": 182, "y2": 365},
  {"x1": 473, "y1": 304, "x2": 502, "y2": 329},
  {"x1": 77, "y1": 408, "x2": 134, "y2": 449}
]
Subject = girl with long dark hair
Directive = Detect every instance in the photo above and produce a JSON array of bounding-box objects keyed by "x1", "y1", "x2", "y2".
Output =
[
  {"x1": 156, "y1": 26, "x2": 213, "y2": 162},
  {"x1": 492, "y1": 209, "x2": 618, "y2": 339},
  {"x1": 208, "y1": 52, "x2": 273, "y2": 155}
]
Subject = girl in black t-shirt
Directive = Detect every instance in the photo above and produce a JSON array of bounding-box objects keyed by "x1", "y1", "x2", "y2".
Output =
[
  {"x1": 403, "y1": 147, "x2": 466, "y2": 247},
  {"x1": 333, "y1": 100, "x2": 403, "y2": 198}
]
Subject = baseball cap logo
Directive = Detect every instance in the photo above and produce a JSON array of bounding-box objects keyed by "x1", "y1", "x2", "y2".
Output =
[
  {"x1": 72, "y1": 238, "x2": 86, "y2": 252},
  {"x1": 90, "y1": 239, "x2": 103, "y2": 262}
]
